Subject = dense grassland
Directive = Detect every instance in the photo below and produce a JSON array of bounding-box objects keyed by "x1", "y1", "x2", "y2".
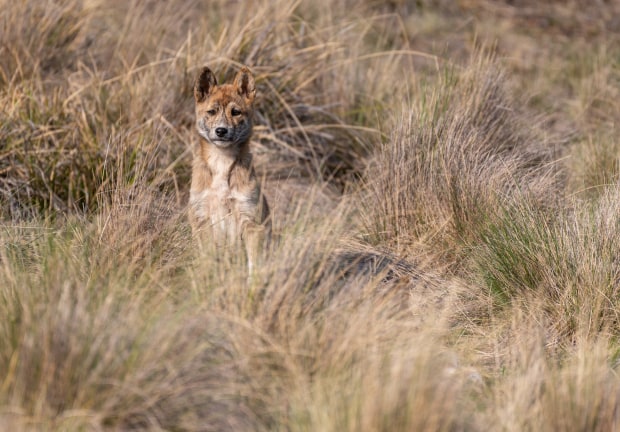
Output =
[{"x1": 2, "y1": 0, "x2": 620, "y2": 430}]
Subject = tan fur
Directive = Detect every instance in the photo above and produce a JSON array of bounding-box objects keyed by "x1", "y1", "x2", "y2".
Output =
[{"x1": 189, "y1": 66, "x2": 270, "y2": 271}]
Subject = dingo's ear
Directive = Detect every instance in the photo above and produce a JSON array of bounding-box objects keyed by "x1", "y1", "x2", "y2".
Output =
[
  {"x1": 233, "y1": 67, "x2": 256, "y2": 105},
  {"x1": 194, "y1": 67, "x2": 217, "y2": 103}
]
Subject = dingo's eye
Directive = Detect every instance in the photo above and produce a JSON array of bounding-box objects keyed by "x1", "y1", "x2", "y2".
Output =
[
  {"x1": 231, "y1": 108, "x2": 242, "y2": 116},
  {"x1": 206, "y1": 109, "x2": 217, "y2": 116}
]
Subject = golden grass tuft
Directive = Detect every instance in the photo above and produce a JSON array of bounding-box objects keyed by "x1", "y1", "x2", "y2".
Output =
[{"x1": 361, "y1": 54, "x2": 562, "y2": 259}]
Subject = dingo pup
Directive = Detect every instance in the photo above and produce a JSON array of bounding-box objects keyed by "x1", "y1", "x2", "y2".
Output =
[{"x1": 189, "y1": 66, "x2": 270, "y2": 272}]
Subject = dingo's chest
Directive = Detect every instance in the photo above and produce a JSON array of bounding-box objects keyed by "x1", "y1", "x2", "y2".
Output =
[
  {"x1": 189, "y1": 166, "x2": 258, "y2": 241},
  {"x1": 190, "y1": 173, "x2": 233, "y2": 235}
]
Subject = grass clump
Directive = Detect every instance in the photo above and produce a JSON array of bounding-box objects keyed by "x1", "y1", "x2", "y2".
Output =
[
  {"x1": 362, "y1": 54, "x2": 561, "y2": 258},
  {"x1": 469, "y1": 188, "x2": 620, "y2": 341}
]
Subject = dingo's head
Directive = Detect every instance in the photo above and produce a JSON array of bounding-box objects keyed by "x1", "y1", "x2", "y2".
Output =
[{"x1": 194, "y1": 66, "x2": 256, "y2": 149}]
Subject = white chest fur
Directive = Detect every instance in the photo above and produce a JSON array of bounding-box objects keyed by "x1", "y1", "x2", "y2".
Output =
[{"x1": 189, "y1": 150, "x2": 247, "y2": 241}]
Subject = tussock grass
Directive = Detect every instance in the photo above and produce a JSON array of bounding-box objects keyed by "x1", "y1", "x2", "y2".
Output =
[
  {"x1": 0, "y1": 190, "x2": 465, "y2": 431},
  {"x1": 2, "y1": 0, "x2": 620, "y2": 430},
  {"x1": 471, "y1": 190, "x2": 620, "y2": 339},
  {"x1": 362, "y1": 54, "x2": 561, "y2": 258},
  {"x1": 485, "y1": 305, "x2": 620, "y2": 432},
  {"x1": 0, "y1": 0, "x2": 84, "y2": 84}
]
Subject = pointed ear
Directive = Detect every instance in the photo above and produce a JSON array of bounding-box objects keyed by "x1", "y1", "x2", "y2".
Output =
[
  {"x1": 194, "y1": 67, "x2": 217, "y2": 103},
  {"x1": 233, "y1": 66, "x2": 256, "y2": 105}
]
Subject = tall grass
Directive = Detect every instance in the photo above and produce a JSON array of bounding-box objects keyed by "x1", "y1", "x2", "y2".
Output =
[
  {"x1": 362, "y1": 54, "x2": 561, "y2": 258},
  {"x1": 2, "y1": 0, "x2": 620, "y2": 430}
]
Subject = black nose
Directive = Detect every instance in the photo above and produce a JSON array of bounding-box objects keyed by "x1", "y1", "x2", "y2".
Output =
[{"x1": 215, "y1": 127, "x2": 228, "y2": 137}]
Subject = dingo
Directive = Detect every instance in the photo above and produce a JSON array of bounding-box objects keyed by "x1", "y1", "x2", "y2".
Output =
[{"x1": 189, "y1": 66, "x2": 270, "y2": 272}]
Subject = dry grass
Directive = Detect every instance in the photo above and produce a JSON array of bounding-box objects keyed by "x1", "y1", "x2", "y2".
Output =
[
  {"x1": 2, "y1": 0, "x2": 620, "y2": 430},
  {"x1": 361, "y1": 53, "x2": 562, "y2": 259}
]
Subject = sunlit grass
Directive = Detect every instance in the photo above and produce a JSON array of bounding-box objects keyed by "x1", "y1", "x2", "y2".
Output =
[{"x1": 2, "y1": 0, "x2": 620, "y2": 430}]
